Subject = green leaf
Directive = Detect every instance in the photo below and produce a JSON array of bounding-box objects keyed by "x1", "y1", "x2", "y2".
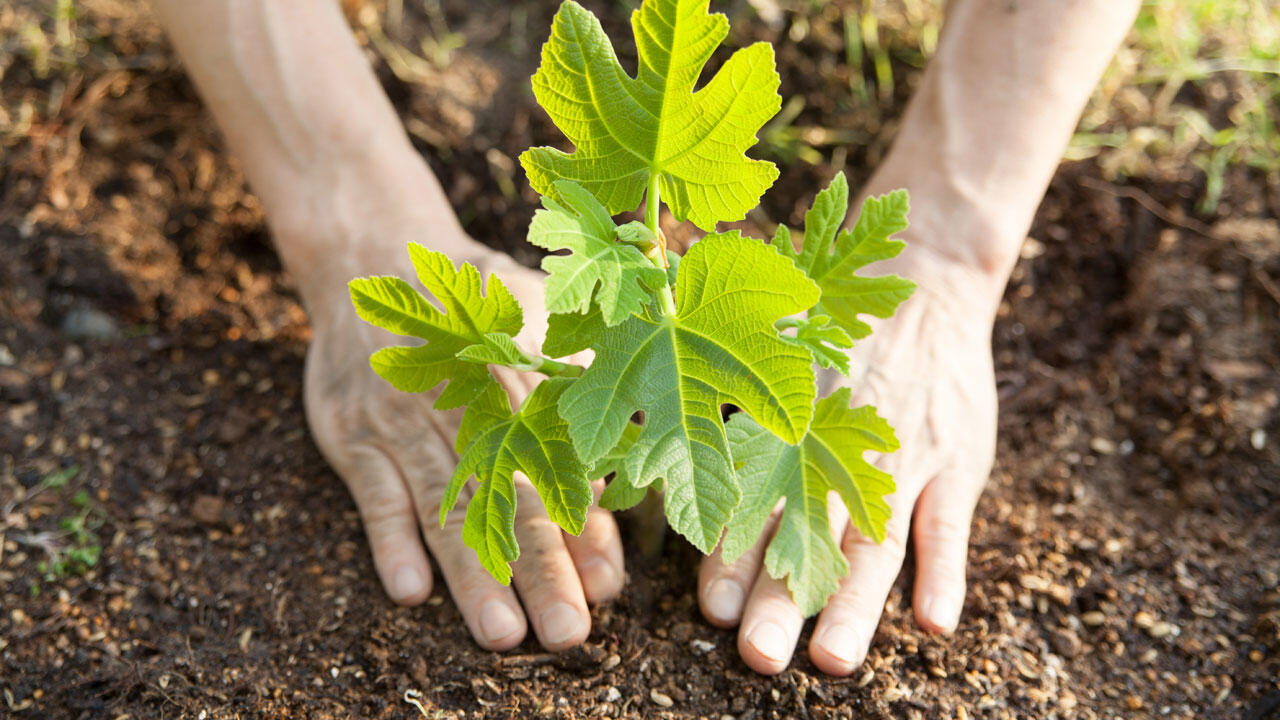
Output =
[
  {"x1": 457, "y1": 332, "x2": 527, "y2": 368},
  {"x1": 462, "y1": 469, "x2": 519, "y2": 584},
  {"x1": 595, "y1": 422, "x2": 647, "y2": 511},
  {"x1": 782, "y1": 173, "x2": 917, "y2": 340},
  {"x1": 798, "y1": 171, "x2": 849, "y2": 272},
  {"x1": 527, "y1": 181, "x2": 668, "y2": 326},
  {"x1": 520, "y1": 0, "x2": 782, "y2": 231},
  {"x1": 558, "y1": 232, "x2": 820, "y2": 552},
  {"x1": 444, "y1": 378, "x2": 592, "y2": 584},
  {"x1": 782, "y1": 315, "x2": 854, "y2": 375},
  {"x1": 724, "y1": 388, "x2": 899, "y2": 615},
  {"x1": 543, "y1": 306, "x2": 607, "y2": 358},
  {"x1": 348, "y1": 244, "x2": 523, "y2": 408},
  {"x1": 455, "y1": 379, "x2": 512, "y2": 454}
]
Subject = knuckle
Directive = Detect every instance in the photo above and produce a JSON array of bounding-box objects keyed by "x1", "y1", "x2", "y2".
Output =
[
  {"x1": 844, "y1": 520, "x2": 909, "y2": 562},
  {"x1": 918, "y1": 512, "x2": 972, "y2": 548}
]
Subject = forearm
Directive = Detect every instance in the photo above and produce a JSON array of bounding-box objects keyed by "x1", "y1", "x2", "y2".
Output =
[
  {"x1": 865, "y1": 0, "x2": 1140, "y2": 297},
  {"x1": 150, "y1": 0, "x2": 474, "y2": 298}
]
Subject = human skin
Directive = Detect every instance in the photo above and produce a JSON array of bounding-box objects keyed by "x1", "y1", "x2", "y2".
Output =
[
  {"x1": 696, "y1": 0, "x2": 1141, "y2": 674},
  {"x1": 151, "y1": 0, "x2": 1139, "y2": 671}
]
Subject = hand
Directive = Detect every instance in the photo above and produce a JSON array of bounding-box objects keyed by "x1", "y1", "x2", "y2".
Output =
[
  {"x1": 697, "y1": 242, "x2": 1002, "y2": 675},
  {"x1": 296, "y1": 219, "x2": 625, "y2": 652}
]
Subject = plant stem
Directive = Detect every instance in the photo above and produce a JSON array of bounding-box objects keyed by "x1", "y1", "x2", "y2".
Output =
[
  {"x1": 646, "y1": 173, "x2": 678, "y2": 318},
  {"x1": 632, "y1": 173, "x2": 672, "y2": 558},
  {"x1": 519, "y1": 351, "x2": 584, "y2": 378},
  {"x1": 632, "y1": 487, "x2": 667, "y2": 559}
]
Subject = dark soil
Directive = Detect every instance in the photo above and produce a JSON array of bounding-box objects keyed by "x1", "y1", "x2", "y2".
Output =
[{"x1": 2, "y1": 1, "x2": 1278, "y2": 718}]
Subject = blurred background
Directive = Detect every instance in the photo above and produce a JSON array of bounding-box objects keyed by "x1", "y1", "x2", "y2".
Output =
[{"x1": 1, "y1": 1, "x2": 1277, "y2": 718}]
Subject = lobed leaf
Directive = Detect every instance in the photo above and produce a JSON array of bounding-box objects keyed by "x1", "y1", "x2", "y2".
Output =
[
  {"x1": 520, "y1": 0, "x2": 782, "y2": 231},
  {"x1": 558, "y1": 232, "x2": 820, "y2": 552},
  {"x1": 594, "y1": 422, "x2": 647, "y2": 511},
  {"x1": 781, "y1": 173, "x2": 917, "y2": 340},
  {"x1": 457, "y1": 332, "x2": 526, "y2": 368},
  {"x1": 348, "y1": 244, "x2": 523, "y2": 409},
  {"x1": 543, "y1": 306, "x2": 607, "y2": 359},
  {"x1": 723, "y1": 388, "x2": 899, "y2": 615},
  {"x1": 782, "y1": 315, "x2": 855, "y2": 375},
  {"x1": 527, "y1": 181, "x2": 668, "y2": 326},
  {"x1": 444, "y1": 378, "x2": 592, "y2": 584}
]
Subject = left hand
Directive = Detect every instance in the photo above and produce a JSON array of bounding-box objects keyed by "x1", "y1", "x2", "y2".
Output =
[{"x1": 696, "y1": 245, "x2": 1002, "y2": 675}]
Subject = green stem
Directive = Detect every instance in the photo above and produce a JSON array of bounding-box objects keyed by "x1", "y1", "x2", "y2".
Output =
[
  {"x1": 634, "y1": 173, "x2": 672, "y2": 557},
  {"x1": 520, "y1": 351, "x2": 584, "y2": 378},
  {"x1": 646, "y1": 174, "x2": 678, "y2": 318}
]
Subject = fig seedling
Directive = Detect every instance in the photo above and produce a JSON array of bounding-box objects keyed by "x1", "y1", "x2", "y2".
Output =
[{"x1": 350, "y1": 0, "x2": 915, "y2": 614}]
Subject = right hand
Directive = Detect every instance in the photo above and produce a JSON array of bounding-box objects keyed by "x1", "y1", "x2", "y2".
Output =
[{"x1": 293, "y1": 218, "x2": 625, "y2": 652}]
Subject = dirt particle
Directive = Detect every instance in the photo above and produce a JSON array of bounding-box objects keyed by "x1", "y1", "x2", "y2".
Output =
[
  {"x1": 1081, "y1": 611, "x2": 1107, "y2": 627},
  {"x1": 191, "y1": 494, "x2": 225, "y2": 525},
  {"x1": 1050, "y1": 627, "x2": 1083, "y2": 657},
  {"x1": 882, "y1": 685, "x2": 909, "y2": 703},
  {"x1": 1125, "y1": 695, "x2": 1144, "y2": 710},
  {"x1": 650, "y1": 689, "x2": 673, "y2": 708}
]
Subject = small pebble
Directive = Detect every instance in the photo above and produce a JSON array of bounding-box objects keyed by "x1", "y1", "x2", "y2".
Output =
[
  {"x1": 882, "y1": 686, "x2": 908, "y2": 703},
  {"x1": 601, "y1": 653, "x2": 621, "y2": 670},
  {"x1": 1148, "y1": 621, "x2": 1178, "y2": 639},
  {"x1": 1134, "y1": 611, "x2": 1155, "y2": 629},
  {"x1": 604, "y1": 687, "x2": 621, "y2": 703},
  {"x1": 1252, "y1": 429, "x2": 1267, "y2": 450},
  {"x1": 191, "y1": 494, "x2": 225, "y2": 525},
  {"x1": 650, "y1": 690, "x2": 673, "y2": 708},
  {"x1": 690, "y1": 639, "x2": 715, "y2": 655},
  {"x1": 60, "y1": 306, "x2": 119, "y2": 340},
  {"x1": 1050, "y1": 627, "x2": 1082, "y2": 657},
  {"x1": 1081, "y1": 611, "x2": 1106, "y2": 627},
  {"x1": 1125, "y1": 695, "x2": 1143, "y2": 711},
  {"x1": 857, "y1": 668, "x2": 875, "y2": 687}
]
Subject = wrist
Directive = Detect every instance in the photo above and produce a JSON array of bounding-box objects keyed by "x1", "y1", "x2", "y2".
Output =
[
  {"x1": 855, "y1": 164, "x2": 1025, "y2": 321},
  {"x1": 266, "y1": 153, "x2": 486, "y2": 319}
]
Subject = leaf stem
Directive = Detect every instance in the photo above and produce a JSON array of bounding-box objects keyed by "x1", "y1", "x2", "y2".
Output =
[
  {"x1": 646, "y1": 174, "x2": 679, "y2": 317},
  {"x1": 519, "y1": 351, "x2": 584, "y2": 378}
]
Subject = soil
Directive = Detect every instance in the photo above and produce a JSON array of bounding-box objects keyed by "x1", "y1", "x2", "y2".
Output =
[{"x1": 2, "y1": 1, "x2": 1279, "y2": 718}]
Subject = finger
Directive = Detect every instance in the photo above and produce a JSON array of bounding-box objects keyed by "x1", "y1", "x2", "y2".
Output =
[
  {"x1": 735, "y1": 492, "x2": 849, "y2": 675},
  {"x1": 562, "y1": 481, "x2": 625, "y2": 604},
  {"x1": 736, "y1": 569, "x2": 805, "y2": 676},
  {"x1": 808, "y1": 510, "x2": 912, "y2": 676},
  {"x1": 337, "y1": 446, "x2": 433, "y2": 606},
  {"x1": 697, "y1": 510, "x2": 779, "y2": 628},
  {"x1": 510, "y1": 478, "x2": 592, "y2": 651},
  {"x1": 911, "y1": 471, "x2": 981, "y2": 633},
  {"x1": 419, "y1": 494, "x2": 529, "y2": 651}
]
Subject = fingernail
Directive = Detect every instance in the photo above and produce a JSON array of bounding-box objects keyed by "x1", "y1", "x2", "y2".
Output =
[
  {"x1": 745, "y1": 621, "x2": 790, "y2": 663},
  {"x1": 539, "y1": 602, "x2": 586, "y2": 646},
  {"x1": 391, "y1": 565, "x2": 426, "y2": 601},
  {"x1": 816, "y1": 623, "x2": 863, "y2": 667},
  {"x1": 579, "y1": 556, "x2": 619, "y2": 595},
  {"x1": 925, "y1": 592, "x2": 962, "y2": 632},
  {"x1": 479, "y1": 600, "x2": 522, "y2": 644},
  {"x1": 704, "y1": 579, "x2": 744, "y2": 623}
]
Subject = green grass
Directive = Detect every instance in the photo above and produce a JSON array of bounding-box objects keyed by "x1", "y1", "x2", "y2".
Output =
[
  {"x1": 753, "y1": 0, "x2": 1279, "y2": 211},
  {"x1": 1075, "y1": 0, "x2": 1280, "y2": 212}
]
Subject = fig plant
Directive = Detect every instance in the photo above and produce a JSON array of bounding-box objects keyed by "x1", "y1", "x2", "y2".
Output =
[{"x1": 348, "y1": 0, "x2": 916, "y2": 615}]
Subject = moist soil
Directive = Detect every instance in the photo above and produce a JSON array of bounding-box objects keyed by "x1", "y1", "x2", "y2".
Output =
[{"x1": 2, "y1": 1, "x2": 1278, "y2": 718}]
